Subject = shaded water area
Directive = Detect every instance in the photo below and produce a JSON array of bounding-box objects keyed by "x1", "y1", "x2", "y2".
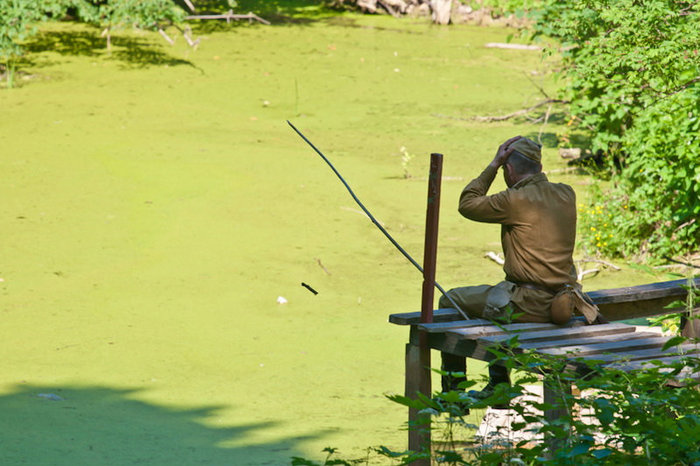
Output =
[
  {"x1": 0, "y1": 3, "x2": 660, "y2": 464},
  {"x1": 0, "y1": 384, "x2": 319, "y2": 465}
]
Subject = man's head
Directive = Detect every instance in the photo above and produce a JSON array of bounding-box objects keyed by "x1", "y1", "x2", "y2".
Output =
[{"x1": 503, "y1": 137, "x2": 542, "y2": 187}]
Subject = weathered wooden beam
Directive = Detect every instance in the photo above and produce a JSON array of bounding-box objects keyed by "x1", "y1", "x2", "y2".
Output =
[
  {"x1": 588, "y1": 278, "x2": 699, "y2": 304},
  {"x1": 591, "y1": 278, "x2": 700, "y2": 321},
  {"x1": 605, "y1": 354, "x2": 700, "y2": 372},
  {"x1": 389, "y1": 308, "x2": 464, "y2": 325},
  {"x1": 479, "y1": 322, "x2": 636, "y2": 345},
  {"x1": 537, "y1": 334, "x2": 668, "y2": 356},
  {"x1": 389, "y1": 278, "x2": 700, "y2": 325},
  {"x1": 571, "y1": 343, "x2": 700, "y2": 363},
  {"x1": 416, "y1": 319, "x2": 489, "y2": 332}
]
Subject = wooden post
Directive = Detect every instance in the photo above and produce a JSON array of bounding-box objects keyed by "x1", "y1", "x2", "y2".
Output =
[
  {"x1": 407, "y1": 153, "x2": 443, "y2": 464},
  {"x1": 681, "y1": 307, "x2": 700, "y2": 339},
  {"x1": 422, "y1": 153, "x2": 442, "y2": 324},
  {"x1": 543, "y1": 379, "x2": 572, "y2": 456}
]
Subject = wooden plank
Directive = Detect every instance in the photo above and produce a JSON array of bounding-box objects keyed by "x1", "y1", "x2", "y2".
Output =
[
  {"x1": 573, "y1": 343, "x2": 700, "y2": 363},
  {"x1": 446, "y1": 322, "x2": 563, "y2": 339},
  {"x1": 588, "y1": 278, "x2": 700, "y2": 321},
  {"x1": 521, "y1": 331, "x2": 659, "y2": 351},
  {"x1": 598, "y1": 299, "x2": 685, "y2": 322},
  {"x1": 537, "y1": 334, "x2": 668, "y2": 356},
  {"x1": 417, "y1": 319, "x2": 491, "y2": 332},
  {"x1": 588, "y1": 278, "x2": 699, "y2": 305},
  {"x1": 479, "y1": 322, "x2": 636, "y2": 345},
  {"x1": 605, "y1": 354, "x2": 700, "y2": 371},
  {"x1": 418, "y1": 316, "x2": 587, "y2": 333},
  {"x1": 466, "y1": 331, "x2": 658, "y2": 362},
  {"x1": 389, "y1": 308, "x2": 461, "y2": 325},
  {"x1": 592, "y1": 278, "x2": 700, "y2": 321}
]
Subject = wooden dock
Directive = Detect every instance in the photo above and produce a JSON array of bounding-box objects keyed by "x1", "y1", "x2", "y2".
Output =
[{"x1": 389, "y1": 278, "x2": 700, "y2": 461}]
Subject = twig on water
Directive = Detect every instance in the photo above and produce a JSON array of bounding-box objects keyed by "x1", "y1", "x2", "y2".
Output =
[
  {"x1": 578, "y1": 268, "x2": 600, "y2": 281},
  {"x1": 315, "y1": 258, "x2": 331, "y2": 275},
  {"x1": 485, "y1": 251, "x2": 505, "y2": 265},
  {"x1": 581, "y1": 258, "x2": 621, "y2": 271}
]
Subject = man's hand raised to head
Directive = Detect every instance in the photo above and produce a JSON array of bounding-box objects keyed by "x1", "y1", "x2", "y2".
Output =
[{"x1": 489, "y1": 135, "x2": 522, "y2": 169}]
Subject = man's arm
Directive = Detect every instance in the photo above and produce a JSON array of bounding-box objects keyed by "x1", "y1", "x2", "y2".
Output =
[{"x1": 458, "y1": 136, "x2": 521, "y2": 223}]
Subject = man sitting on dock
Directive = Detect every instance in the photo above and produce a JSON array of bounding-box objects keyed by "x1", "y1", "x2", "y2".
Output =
[{"x1": 439, "y1": 135, "x2": 601, "y2": 400}]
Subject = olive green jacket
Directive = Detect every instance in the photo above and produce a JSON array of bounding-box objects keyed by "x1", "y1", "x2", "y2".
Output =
[{"x1": 459, "y1": 165, "x2": 577, "y2": 321}]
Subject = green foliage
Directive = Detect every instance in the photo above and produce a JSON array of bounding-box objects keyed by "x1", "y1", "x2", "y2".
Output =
[
  {"x1": 90, "y1": 0, "x2": 185, "y2": 32},
  {"x1": 1, "y1": 0, "x2": 186, "y2": 86},
  {"x1": 298, "y1": 337, "x2": 700, "y2": 465},
  {"x1": 576, "y1": 82, "x2": 700, "y2": 260},
  {"x1": 0, "y1": 0, "x2": 65, "y2": 87},
  {"x1": 522, "y1": 0, "x2": 700, "y2": 261}
]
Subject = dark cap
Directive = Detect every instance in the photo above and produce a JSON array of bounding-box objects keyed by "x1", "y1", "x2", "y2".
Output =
[{"x1": 509, "y1": 137, "x2": 542, "y2": 163}]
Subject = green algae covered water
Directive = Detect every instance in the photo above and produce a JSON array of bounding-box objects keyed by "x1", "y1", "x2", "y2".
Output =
[{"x1": 0, "y1": 8, "x2": 658, "y2": 465}]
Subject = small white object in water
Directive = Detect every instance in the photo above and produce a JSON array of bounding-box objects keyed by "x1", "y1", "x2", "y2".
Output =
[{"x1": 276, "y1": 296, "x2": 288, "y2": 304}]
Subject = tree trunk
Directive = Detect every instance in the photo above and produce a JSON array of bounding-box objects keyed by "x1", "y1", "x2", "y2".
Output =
[{"x1": 431, "y1": 0, "x2": 452, "y2": 24}]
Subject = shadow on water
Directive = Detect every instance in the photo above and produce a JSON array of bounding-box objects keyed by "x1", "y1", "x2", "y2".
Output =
[
  {"x1": 189, "y1": 0, "x2": 339, "y2": 32},
  {"x1": 0, "y1": 383, "x2": 322, "y2": 465},
  {"x1": 25, "y1": 30, "x2": 197, "y2": 70}
]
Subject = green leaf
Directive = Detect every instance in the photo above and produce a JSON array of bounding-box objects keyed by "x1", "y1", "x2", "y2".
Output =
[{"x1": 662, "y1": 335, "x2": 686, "y2": 351}]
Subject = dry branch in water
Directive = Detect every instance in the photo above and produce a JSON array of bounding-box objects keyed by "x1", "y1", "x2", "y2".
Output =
[
  {"x1": 315, "y1": 258, "x2": 332, "y2": 275},
  {"x1": 158, "y1": 28, "x2": 175, "y2": 45},
  {"x1": 578, "y1": 269, "x2": 600, "y2": 281},
  {"x1": 473, "y1": 99, "x2": 567, "y2": 122},
  {"x1": 185, "y1": 10, "x2": 271, "y2": 25},
  {"x1": 583, "y1": 258, "x2": 621, "y2": 271},
  {"x1": 485, "y1": 42, "x2": 541, "y2": 50},
  {"x1": 183, "y1": 0, "x2": 196, "y2": 12}
]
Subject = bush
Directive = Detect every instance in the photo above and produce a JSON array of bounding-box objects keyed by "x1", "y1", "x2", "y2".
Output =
[
  {"x1": 524, "y1": 0, "x2": 700, "y2": 261},
  {"x1": 579, "y1": 85, "x2": 700, "y2": 260},
  {"x1": 1, "y1": 0, "x2": 186, "y2": 88}
]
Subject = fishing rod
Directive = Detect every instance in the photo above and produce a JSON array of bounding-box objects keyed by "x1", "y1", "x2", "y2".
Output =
[{"x1": 287, "y1": 120, "x2": 469, "y2": 320}]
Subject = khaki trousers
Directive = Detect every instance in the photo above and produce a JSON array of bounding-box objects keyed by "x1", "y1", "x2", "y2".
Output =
[
  {"x1": 439, "y1": 283, "x2": 537, "y2": 392},
  {"x1": 438, "y1": 284, "x2": 494, "y2": 320}
]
